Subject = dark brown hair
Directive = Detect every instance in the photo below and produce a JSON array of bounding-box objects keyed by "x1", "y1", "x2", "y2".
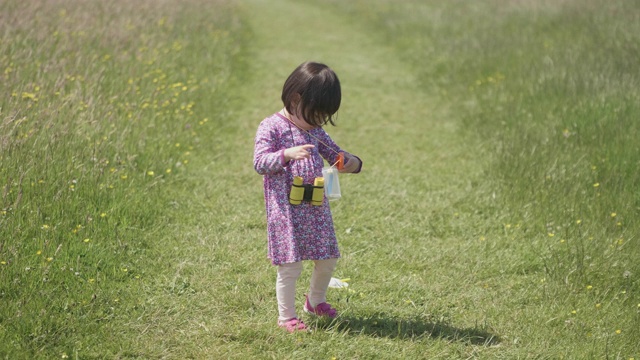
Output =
[{"x1": 281, "y1": 61, "x2": 341, "y2": 127}]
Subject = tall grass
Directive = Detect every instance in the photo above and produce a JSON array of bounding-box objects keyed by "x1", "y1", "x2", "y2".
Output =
[{"x1": 0, "y1": 0, "x2": 242, "y2": 357}]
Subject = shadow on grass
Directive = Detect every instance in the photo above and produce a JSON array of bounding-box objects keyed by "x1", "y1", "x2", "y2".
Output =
[{"x1": 311, "y1": 313, "x2": 500, "y2": 346}]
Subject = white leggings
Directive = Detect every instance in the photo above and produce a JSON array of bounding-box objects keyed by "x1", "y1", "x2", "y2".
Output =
[{"x1": 276, "y1": 258, "x2": 338, "y2": 322}]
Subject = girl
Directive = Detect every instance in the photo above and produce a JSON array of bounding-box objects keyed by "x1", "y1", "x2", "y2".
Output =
[{"x1": 253, "y1": 61, "x2": 362, "y2": 332}]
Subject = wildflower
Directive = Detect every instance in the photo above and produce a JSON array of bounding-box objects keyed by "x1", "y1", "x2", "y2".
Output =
[
  {"x1": 100, "y1": 213, "x2": 107, "y2": 218},
  {"x1": 147, "y1": 171, "x2": 154, "y2": 176},
  {"x1": 120, "y1": 174, "x2": 128, "y2": 180},
  {"x1": 586, "y1": 285, "x2": 593, "y2": 290},
  {"x1": 611, "y1": 212, "x2": 617, "y2": 218},
  {"x1": 615, "y1": 329, "x2": 621, "y2": 334},
  {"x1": 88, "y1": 278, "x2": 95, "y2": 283},
  {"x1": 47, "y1": 257, "x2": 53, "y2": 262},
  {"x1": 595, "y1": 303, "x2": 601, "y2": 309},
  {"x1": 576, "y1": 219, "x2": 582, "y2": 225},
  {"x1": 571, "y1": 310, "x2": 577, "y2": 315},
  {"x1": 83, "y1": 238, "x2": 90, "y2": 243},
  {"x1": 548, "y1": 233, "x2": 555, "y2": 237},
  {"x1": 41, "y1": 224, "x2": 50, "y2": 230},
  {"x1": 0, "y1": 261, "x2": 6, "y2": 265},
  {"x1": 36, "y1": 250, "x2": 42, "y2": 255},
  {"x1": 166, "y1": 169, "x2": 172, "y2": 174},
  {"x1": 21, "y1": 92, "x2": 38, "y2": 102}
]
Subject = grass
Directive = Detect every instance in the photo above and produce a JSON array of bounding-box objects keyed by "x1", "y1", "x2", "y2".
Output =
[{"x1": 1, "y1": 0, "x2": 639, "y2": 358}]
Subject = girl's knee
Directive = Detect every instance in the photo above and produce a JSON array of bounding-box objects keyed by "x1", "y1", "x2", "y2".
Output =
[
  {"x1": 278, "y1": 261, "x2": 304, "y2": 279},
  {"x1": 314, "y1": 258, "x2": 338, "y2": 273}
]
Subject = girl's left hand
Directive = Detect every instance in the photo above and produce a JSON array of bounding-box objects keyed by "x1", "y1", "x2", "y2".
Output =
[{"x1": 339, "y1": 153, "x2": 361, "y2": 173}]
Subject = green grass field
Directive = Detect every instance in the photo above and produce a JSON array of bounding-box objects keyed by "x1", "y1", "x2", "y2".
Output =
[{"x1": 1, "y1": 0, "x2": 639, "y2": 358}]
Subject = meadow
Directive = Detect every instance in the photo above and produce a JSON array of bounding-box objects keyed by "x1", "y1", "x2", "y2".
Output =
[{"x1": 1, "y1": 0, "x2": 638, "y2": 358}]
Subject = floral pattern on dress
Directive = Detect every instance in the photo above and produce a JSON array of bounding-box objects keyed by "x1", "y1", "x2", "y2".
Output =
[{"x1": 254, "y1": 112, "x2": 346, "y2": 265}]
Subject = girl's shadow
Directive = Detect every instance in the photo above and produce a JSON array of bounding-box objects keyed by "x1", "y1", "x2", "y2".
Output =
[{"x1": 311, "y1": 313, "x2": 500, "y2": 346}]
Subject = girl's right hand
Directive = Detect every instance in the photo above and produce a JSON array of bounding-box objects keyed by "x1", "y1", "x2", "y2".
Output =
[{"x1": 284, "y1": 144, "x2": 315, "y2": 162}]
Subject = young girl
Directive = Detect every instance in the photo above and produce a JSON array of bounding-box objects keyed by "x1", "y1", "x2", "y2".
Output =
[{"x1": 253, "y1": 61, "x2": 362, "y2": 332}]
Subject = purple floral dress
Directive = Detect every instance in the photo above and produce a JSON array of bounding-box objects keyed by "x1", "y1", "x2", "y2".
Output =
[{"x1": 254, "y1": 112, "x2": 355, "y2": 266}]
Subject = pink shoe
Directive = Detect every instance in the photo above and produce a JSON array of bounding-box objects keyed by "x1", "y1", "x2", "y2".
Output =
[
  {"x1": 303, "y1": 294, "x2": 337, "y2": 318},
  {"x1": 278, "y1": 318, "x2": 307, "y2": 333}
]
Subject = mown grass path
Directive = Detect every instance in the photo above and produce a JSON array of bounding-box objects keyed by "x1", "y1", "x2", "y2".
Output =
[{"x1": 174, "y1": 0, "x2": 494, "y2": 358}]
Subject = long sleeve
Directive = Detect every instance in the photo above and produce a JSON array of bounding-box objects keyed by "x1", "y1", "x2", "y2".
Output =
[
  {"x1": 254, "y1": 119, "x2": 288, "y2": 175},
  {"x1": 314, "y1": 128, "x2": 342, "y2": 165},
  {"x1": 315, "y1": 128, "x2": 362, "y2": 173}
]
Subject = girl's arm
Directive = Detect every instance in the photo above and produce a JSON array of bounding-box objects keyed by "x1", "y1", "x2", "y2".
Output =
[
  {"x1": 254, "y1": 121, "x2": 288, "y2": 175},
  {"x1": 315, "y1": 129, "x2": 362, "y2": 173},
  {"x1": 341, "y1": 152, "x2": 363, "y2": 173}
]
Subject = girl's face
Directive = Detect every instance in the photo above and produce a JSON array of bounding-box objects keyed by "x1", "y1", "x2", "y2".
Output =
[
  {"x1": 290, "y1": 100, "x2": 317, "y2": 130},
  {"x1": 290, "y1": 110, "x2": 315, "y2": 130}
]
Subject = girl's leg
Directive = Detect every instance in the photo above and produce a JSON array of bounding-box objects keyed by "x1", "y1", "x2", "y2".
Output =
[
  {"x1": 308, "y1": 258, "x2": 338, "y2": 307},
  {"x1": 276, "y1": 261, "x2": 303, "y2": 322}
]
